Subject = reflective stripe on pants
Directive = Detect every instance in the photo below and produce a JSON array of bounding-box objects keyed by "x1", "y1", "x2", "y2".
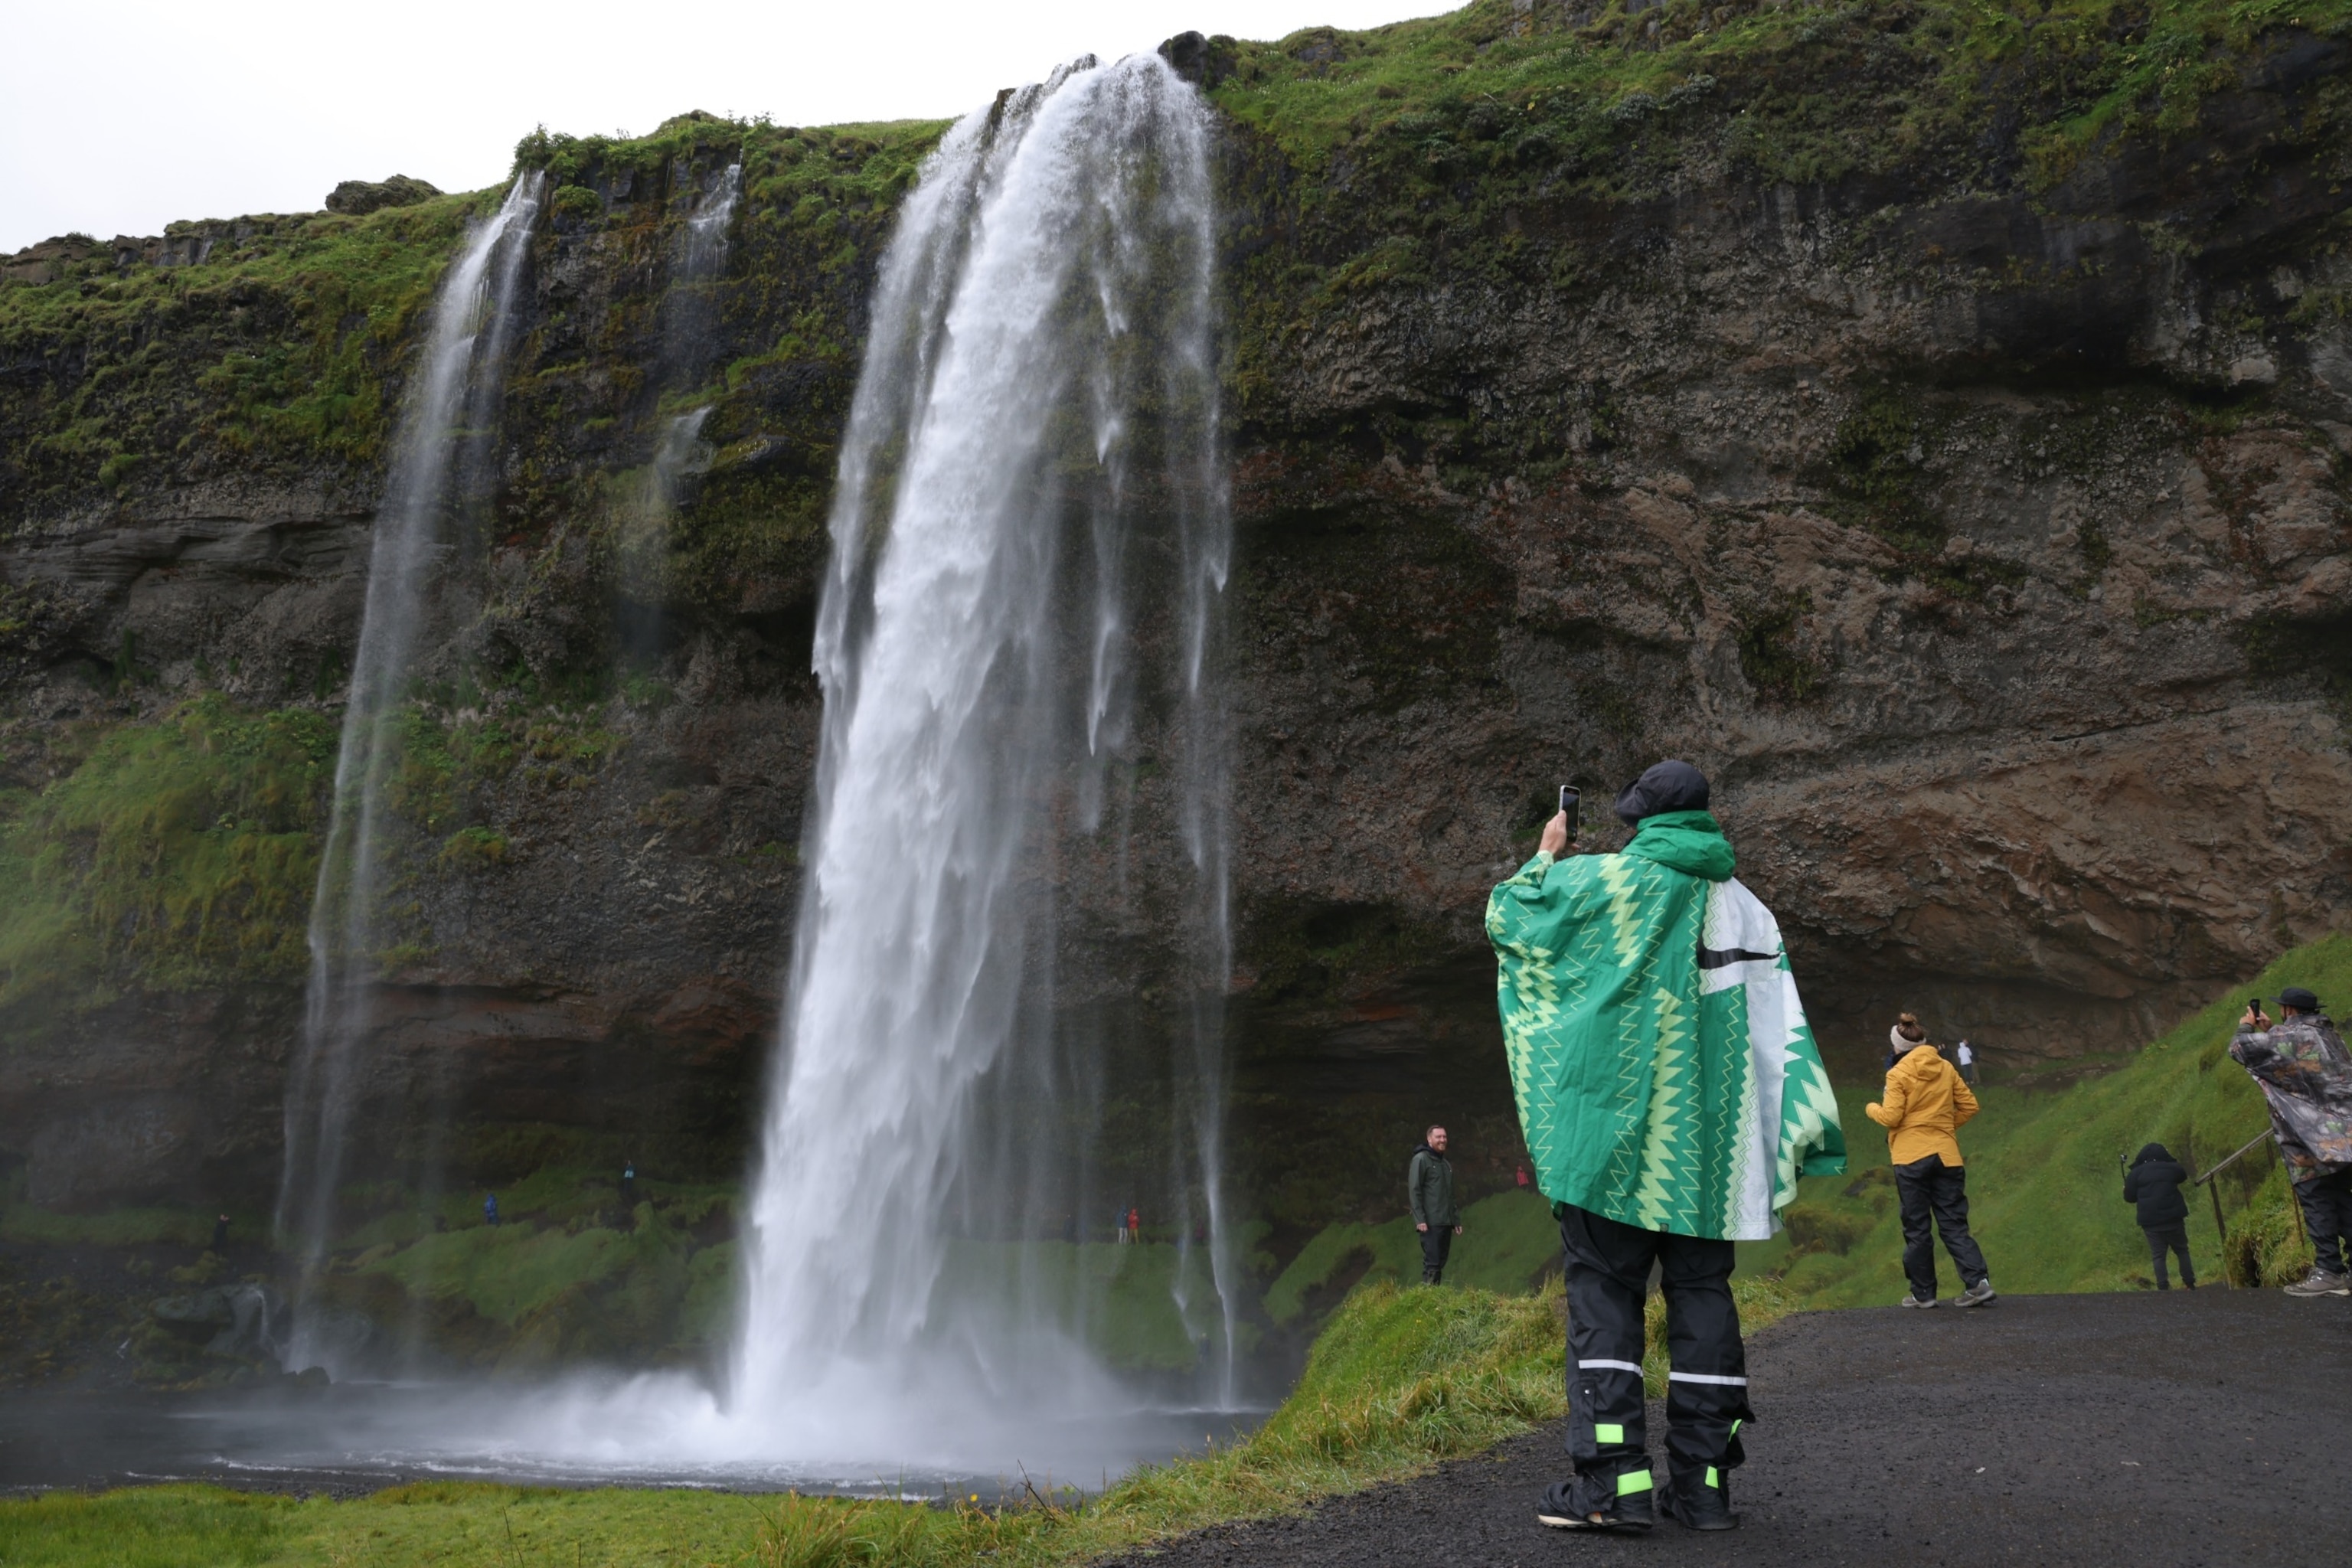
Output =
[{"x1": 1558, "y1": 1203, "x2": 1753, "y2": 1489}]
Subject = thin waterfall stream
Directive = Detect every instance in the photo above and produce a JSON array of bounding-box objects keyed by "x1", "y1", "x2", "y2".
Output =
[{"x1": 273, "y1": 174, "x2": 543, "y2": 1370}]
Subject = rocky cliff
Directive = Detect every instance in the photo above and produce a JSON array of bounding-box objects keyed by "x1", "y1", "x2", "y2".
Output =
[{"x1": 3, "y1": 1, "x2": 2350, "y2": 1257}]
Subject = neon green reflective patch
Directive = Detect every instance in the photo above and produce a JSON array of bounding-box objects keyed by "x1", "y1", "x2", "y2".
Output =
[
  {"x1": 1594, "y1": 1423, "x2": 1624, "y2": 1444},
  {"x1": 1616, "y1": 1469, "x2": 1653, "y2": 1496},
  {"x1": 1707, "y1": 1467, "x2": 1720, "y2": 1487},
  {"x1": 1731, "y1": 1419, "x2": 1743, "y2": 1435}
]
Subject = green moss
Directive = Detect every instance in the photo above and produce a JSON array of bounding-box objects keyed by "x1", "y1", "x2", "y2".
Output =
[
  {"x1": 0, "y1": 195, "x2": 489, "y2": 521},
  {"x1": 1212, "y1": 2, "x2": 2352, "y2": 201},
  {"x1": 0, "y1": 696, "x2": 333, "y2": 1033}
]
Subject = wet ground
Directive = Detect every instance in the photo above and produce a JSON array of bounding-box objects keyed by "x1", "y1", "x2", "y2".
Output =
[{"x1": 1110, "y1": 1287, "x2": 2352, "y2": 1568}]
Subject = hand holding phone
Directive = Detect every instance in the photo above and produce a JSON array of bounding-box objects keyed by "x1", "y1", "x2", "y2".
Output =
[{"x1": 1540, "y1": 786, "x2": 1580, "y2": 858}]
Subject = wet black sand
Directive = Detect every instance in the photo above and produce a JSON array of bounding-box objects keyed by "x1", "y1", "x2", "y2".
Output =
[{"x1": 1110, "y1": 1289, "x2": 2352, "y2": 1568}]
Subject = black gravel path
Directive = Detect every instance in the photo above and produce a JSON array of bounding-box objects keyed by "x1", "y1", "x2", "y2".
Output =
[{"x1": 1112, "y1": 1289, "x2": 2352, "y2": 1568}]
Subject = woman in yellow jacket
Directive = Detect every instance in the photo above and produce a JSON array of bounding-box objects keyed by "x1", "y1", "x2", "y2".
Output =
[{"x1": 1867, "y1": 1034, "x2": 1996, "y2": 1308}]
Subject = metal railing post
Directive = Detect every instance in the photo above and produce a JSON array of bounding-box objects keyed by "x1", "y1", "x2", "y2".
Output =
[{"x1": 2194, "y1": 1129, "x2": 2278, "y2": 1289}]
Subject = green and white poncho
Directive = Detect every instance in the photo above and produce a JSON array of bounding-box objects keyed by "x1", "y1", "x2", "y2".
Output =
[{"x1": 1485, "y1": 809, "x2": 1845, "y2": 1241}]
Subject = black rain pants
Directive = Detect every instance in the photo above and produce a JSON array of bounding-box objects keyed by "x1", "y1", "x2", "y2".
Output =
[
  {"x1": 2142, "y1": 1222, "x2": 2194, "y2": 1289},
  {"x1": 1895, "y1": 1153, "x2": 1989, "y2": 1300},
  {"x1": 1557, "y1": 1204, "x2": 1750, "y2": 1494},
  {"x1": 2294, "y1": 1168, "x2": 2352, "y2": 1275},
  {"x1": 1418, "y1": 1224, "x2": 1453, "y2": 1285}
]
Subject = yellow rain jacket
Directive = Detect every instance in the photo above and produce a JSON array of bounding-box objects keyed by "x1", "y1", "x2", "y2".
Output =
[{"x1": 1867, "y1": 1044, "x2": 1978, "y2": 1167}]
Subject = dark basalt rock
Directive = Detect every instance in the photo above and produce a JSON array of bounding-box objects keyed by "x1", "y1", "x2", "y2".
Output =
[{"x1": 2, "y1": 21, "x2": 2350, "y2": 1266}]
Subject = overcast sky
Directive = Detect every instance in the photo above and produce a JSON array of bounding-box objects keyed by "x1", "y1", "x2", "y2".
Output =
[{"x1": 1, "y1": 1, "x2": 1442, "y2": 254}]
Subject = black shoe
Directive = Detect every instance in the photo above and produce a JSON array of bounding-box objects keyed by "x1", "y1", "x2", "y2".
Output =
[
  {"x1": 1536, "y1": 1473, "x2": 1654, "y2": 1532},
  {"x1": 1660, "y1": 1468, "x2": 1739, "y2": 1531}
]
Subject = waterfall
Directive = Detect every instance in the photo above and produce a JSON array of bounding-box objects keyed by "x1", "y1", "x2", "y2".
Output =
[
  {"x1": 273, "y1": 174, "x2": 544, "y2": 1357},
  {"x1": 682, "y1": 162, "x2": 742, "y2": 283},
  {"x1": 624, "y1": 163, "x2": 740, "y2": 665},
  {"x1": 730, "y1": 51, "x2": 1233, "y2": 1448},
  {"x1": 648, "y1": 162, "x2": 739, "y2": 506}
]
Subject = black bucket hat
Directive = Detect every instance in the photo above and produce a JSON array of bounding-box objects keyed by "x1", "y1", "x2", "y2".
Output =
[
  {"x1": 2277, "y1": 986, "x2": 2322, "y2": 1013},
  {"x1": 1614, "y1": 760, "x2": 1710, "y2": 825}
]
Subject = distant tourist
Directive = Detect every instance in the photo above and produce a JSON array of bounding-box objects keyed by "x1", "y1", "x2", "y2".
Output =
[
  {"x1": 1886, "y1": 1012, "x2": 1928, "y2": 1071},
  {"x1": 484, "y1": 1192, "x2": 500, "y2": 1227},
  {"x1": 1114, "y1": 1205, "x2": 1129, "y2": 1245},
  {"x1": 1126, "y1": 1205, "x2": 1140, "y2": 1244},
  {"x1": 1409, "y1": 1126, "x2": 1462, "y2": 1285},
  {"x1": 1869, "y1": 1031, "x2": 1995, "y2": 1309},
  {"x1": 1955, "y1": 1038, "x2": 1979, "y2": 1087},
  {"x1": 2230, "y1": 988, "x2": 2352, "y2": 1298},
  {"x1": 621, "y1": 1158, "x2": 636, "y2": 1206},
  {"x1": 1516, "y1": 1162, "x2": 1532, "y2": 1192},
  {"x1": 2123, "y1": 1144, "x2": 2195, "y2": 1289},
  {"x1": 1488, "y1": 760, "x2": 1845, "y2": 1534}
]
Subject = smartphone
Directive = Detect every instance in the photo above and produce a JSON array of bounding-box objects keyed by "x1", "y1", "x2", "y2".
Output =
[{"x1": 1557, "y1": 785, "x2": 1580, "y2": 842}]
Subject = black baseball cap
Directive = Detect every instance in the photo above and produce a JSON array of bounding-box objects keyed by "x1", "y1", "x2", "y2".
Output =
[{"x1": 2277, "y1": 986, "x2": 2321, "y2": 1012}]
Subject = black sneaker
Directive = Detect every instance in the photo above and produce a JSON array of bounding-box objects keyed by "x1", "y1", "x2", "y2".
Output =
[
  {"x1": 1536, "y1": 1472, "x2": 1655, "y2": 1532},
  {"x1": 1660, "y1": 1467, "x2": 1739, "y2": 1531}
]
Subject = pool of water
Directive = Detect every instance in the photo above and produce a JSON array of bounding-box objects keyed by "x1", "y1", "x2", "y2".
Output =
[{"x1": 0, "y1": 1382, "x2": 1266, "y2": 1499}]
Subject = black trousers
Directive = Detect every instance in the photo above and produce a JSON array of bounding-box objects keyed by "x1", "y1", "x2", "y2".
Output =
[
  {"x1": 1557, "y1": 1204, "x2": 1750, "y2": 1490},
  {"x1": 2142, "y1": 1222, "x2": 2194, "y2": 1289},
  {"x1": 1419, "y1": 1224, "x2": 1453, "y2": 1284},
  {"x1": 2294, "y1": 1168, "x2": 2352, "y2": 1274},
  {"x1": 1895, "y1": 1154, "x2": 1989, "y2": 1299}
]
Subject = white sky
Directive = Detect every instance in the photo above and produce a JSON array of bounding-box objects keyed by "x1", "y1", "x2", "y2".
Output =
[{"x1": 1, "y1": 2, "x2": 1443, "y2": 254}]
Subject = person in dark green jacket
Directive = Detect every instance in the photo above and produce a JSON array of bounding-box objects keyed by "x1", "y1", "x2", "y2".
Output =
[{"x1": 1410, "y1": 1127, "x2": 1462, "y2": 1283}]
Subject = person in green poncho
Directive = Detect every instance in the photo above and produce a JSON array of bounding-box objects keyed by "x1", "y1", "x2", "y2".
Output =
[{"x1": 1488, "y1": 761, "x2": 1845, "y2": 1535}]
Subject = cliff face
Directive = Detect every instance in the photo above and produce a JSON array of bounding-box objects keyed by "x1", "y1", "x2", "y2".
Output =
[{"x1": 4, "y1": 3, "x2": 2351, "y2": 1235}]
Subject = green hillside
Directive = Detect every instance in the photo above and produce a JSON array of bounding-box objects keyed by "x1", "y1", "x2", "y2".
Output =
[
  {"x1": 1273, "y1": 935, "x2": 2352, "y2": 1322},
  {"x1": 1763, "y1": 935, "x2": 2351, "y2": 1302}
]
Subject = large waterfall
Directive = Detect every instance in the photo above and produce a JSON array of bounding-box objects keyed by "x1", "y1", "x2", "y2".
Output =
[
  {"x1": 730, "y1": 51, "x2": 1234, "y2": 1451},
  {"x1": 273, "y1": 175, "x2": 543, "y2": 1348}
]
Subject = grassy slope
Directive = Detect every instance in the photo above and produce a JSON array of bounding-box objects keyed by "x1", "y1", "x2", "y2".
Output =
[
  {"x1": 0, "y1": 1276, "x2": 1799, "y2": 1566},
  {"x1": 1270, "y1": 936, "x2": 2352, "y2": 1316},
  {"x1": 1759, "y1": 936, "x2": 2352, "y2": 1301},
  {"x1": 1263, "y1": 1187, "x2": 1562, "y2": 1323},
  {"x1": 1211, "y1": 0, "x2": 2352, "y2": 194}
]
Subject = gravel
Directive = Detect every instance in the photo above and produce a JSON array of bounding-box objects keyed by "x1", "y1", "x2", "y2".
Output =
[{"x1": 1105, "y1": 1287, "x2": 2352, "y2": 1568}]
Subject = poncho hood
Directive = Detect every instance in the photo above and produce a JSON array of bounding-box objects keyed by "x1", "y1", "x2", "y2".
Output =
[{"x1": 1622, "y1": 809, "x2": 1736, "y2": 882}]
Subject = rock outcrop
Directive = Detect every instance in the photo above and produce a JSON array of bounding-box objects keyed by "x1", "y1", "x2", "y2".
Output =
[{"x1": 2, "y1": 3, "x2": 2349, "y2": 1231}]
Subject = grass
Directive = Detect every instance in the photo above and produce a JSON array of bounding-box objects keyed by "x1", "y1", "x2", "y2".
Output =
[
  {"x1": 1263, "y1": 1187, "x2": 1563, "y2": 1324},
  {"x1": 0, "y1": 196, "x2": 484, "y2": 516},
  {"x1": 0, "y1": 1276, "x2": 1802, "y2": 1566},
  {"x1": 1210, "y1": 0, "x2": 2352, "y2": 195},
  {"x1": 1738, "y1": 933, "x2": 2352, "y2": 1302}
]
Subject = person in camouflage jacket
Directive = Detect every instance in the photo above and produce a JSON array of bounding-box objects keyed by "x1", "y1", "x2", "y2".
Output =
[{"x1": 2230, "y1": 986, "x2": 2352, "y2": 1297}]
